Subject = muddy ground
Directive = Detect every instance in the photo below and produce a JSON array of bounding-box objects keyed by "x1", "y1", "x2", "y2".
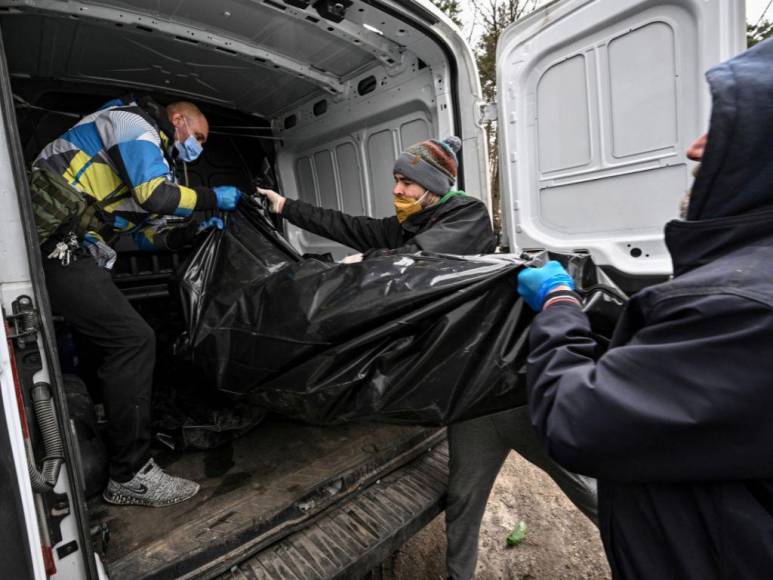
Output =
[{"x1": 388, "y1": 451, "x2": 611, "y2": 579}]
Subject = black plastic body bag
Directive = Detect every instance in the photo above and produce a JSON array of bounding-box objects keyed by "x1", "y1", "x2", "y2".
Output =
[{"x1": 177, "y1": 201, "x2": 625, "y2": 426}]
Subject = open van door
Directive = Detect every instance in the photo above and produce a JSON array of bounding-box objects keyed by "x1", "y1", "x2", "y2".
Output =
[
  {"x1": 0, "y1": 25, "x2": 99, "y2": 580},
  {"x1": 496, "y1": 0, "x2": 746, "y2": 278}
]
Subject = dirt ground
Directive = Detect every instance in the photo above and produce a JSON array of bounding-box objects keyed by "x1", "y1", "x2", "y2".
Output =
[{"x1": 389, "y1": 452, "x2": 611, "y2": 579}]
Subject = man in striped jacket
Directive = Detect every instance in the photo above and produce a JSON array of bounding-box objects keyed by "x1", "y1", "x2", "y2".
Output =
[{"x1": 32, "y1": 96, "x2": 242, "y2": 507}]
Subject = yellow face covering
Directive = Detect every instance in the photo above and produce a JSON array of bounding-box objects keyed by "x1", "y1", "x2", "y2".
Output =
[{"x1": 394, "y1": 190, "x2": 429, "y2": 223}]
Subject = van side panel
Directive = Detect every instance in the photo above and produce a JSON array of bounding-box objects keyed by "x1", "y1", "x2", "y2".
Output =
[
  {"x1": 0, "y1": 26, "x2": 96, "y2": 578},
  {"x1": 0, "y1": 324, "x2": 38, "y2": 579}
]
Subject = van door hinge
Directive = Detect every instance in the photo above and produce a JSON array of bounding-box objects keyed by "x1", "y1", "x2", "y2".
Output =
[
  {"x1": 5, "y1": 295, "x2": 39, "y2": 349},
  {"x1": 477, "y1": 101, "x2": 497, "y2": 125}
]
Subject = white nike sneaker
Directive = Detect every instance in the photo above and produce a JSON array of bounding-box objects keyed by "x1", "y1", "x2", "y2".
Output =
[{"x1": 102, "y1": 458, "x2": 199, "y2": 507}]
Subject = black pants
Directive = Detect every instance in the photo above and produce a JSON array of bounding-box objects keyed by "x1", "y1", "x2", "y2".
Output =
[{"x1": 43, "y1": 254, "x2": 154, "y2": 482}]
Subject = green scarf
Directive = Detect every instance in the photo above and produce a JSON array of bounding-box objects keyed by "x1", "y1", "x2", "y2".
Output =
[{"x1": 439, "y1": 190, "x2": 466, "y2": 204}]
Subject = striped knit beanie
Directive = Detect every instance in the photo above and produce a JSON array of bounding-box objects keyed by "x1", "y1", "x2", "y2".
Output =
[{"x1": 393, "y1": 136, "x2": 462, "y2": 195}]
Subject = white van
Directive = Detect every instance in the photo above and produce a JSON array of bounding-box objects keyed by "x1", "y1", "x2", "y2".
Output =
[{"x1": 0, "y1": 0, "x2": 745, "y2": 578}]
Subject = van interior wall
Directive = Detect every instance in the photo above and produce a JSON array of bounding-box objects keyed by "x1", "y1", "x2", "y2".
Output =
[{"x1": 274, "y1": 61, "x2": 442, "y2": 259}]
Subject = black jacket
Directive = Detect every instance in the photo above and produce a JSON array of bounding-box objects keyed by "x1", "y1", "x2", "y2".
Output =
[
  {"x1": 526, "y1": 39, "x2": 773, "y2": 579},
  {"x1": 281, "y1": 194, "x2": 496, "y2": 255}
]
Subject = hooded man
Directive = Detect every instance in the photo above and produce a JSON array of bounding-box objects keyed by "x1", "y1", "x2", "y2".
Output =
[
  {"x1": 517, "y1": 38, "x2": 773, "y2": 578},
  {"x1": 257, "y1": 136, "x2": 597, "y2": 579},
  {"x1": 33, "y1": 96, "x2": 243, "y2": 507}
]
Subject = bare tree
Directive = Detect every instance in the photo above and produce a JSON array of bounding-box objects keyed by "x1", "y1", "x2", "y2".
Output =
[
  {"x1": 429, "y1": 0, "x2": 464, "y2": 28},
  {"x1": 432, "y1": 0, "x2": 542, "y2": 240}
]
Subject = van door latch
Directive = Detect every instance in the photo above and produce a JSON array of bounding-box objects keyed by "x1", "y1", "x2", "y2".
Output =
[{"x1": 477, "y1": 101, "x2": 497, "y2": 125}]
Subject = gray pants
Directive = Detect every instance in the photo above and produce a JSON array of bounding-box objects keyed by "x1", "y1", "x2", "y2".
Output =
[{"x1": 445, "y1": 406, "x2": 598, "y2": 580}]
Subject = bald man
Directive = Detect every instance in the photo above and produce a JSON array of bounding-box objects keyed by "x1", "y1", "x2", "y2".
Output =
[{"x1": 32, "y1": 96, "x2": 243, "y2": 506}]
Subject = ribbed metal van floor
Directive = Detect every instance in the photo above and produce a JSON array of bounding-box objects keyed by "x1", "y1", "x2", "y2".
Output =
[{"x1": 223, "y1": 440, "x2": 449, "y2": 580}]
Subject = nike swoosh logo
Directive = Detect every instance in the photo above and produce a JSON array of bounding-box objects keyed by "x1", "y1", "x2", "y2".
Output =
[{"x1": 122, "y1": 482, "x2": 148, "y2": 495}]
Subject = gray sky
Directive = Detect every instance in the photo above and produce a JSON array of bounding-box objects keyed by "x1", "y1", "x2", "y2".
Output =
[
  {"x1": 748, "y1": 0, "x2": 772, "y2": 24},
  {"x1": 458, "y1": 0, "x2": 772, "y2": 47}
]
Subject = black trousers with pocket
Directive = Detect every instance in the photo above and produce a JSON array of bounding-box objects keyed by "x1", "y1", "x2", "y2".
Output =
[{"x1": 43, "y1": 254, "x2": 153, "y2": 482}]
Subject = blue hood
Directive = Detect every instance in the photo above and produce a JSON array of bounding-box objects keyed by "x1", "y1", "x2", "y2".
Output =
[{"x1": 687, "y1": 38, "x2": 773, "y2": 221}]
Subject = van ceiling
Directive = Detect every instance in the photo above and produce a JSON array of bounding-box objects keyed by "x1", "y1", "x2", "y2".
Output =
[{"x1": 0, "y1": 0, "x2": 411, "y2": 118}]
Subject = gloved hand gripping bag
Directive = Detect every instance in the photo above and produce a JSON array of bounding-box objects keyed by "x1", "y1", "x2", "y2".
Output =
[
  {"x1": 177, "y1": 196, "x2": 301, "y2": 354},
  {"x1": 177, "y1": 200, "x2": 625, "y2": 426}
]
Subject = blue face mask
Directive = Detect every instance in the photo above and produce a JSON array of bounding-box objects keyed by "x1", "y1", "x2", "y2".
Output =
[{"x1": 174, "y1": 119, "x2": 203, "y2": 162}]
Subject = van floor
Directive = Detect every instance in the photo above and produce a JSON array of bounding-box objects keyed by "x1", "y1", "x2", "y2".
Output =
[{"x1": 88, "y1": 417, "x2": 441, "y2": 579}]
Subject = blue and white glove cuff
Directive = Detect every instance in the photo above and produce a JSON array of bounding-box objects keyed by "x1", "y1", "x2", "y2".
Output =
[{"x1": 542, "y1": 289, "x2": 582, "y2": 310}]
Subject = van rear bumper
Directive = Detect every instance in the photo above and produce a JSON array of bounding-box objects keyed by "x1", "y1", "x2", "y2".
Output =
[{"x1": 222, "y1": 440, "x2": 449, "y2": 580}]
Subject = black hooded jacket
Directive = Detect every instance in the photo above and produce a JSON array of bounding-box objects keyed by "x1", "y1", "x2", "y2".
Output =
[
  {"x1": 281, "y1": 194, "x2": 496, "y2": 255},
  {"x1": 526, "y1": 39, "x2": 773, "y2": 579}
]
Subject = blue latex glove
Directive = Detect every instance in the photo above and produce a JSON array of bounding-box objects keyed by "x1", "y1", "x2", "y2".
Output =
[
  {"x1": 517, "y1": 260, "x2": 576, "y2": 311},
  {"x1": 213, "y1": 186, "x2": 242, "y2": 211},
  {"x1": 197, "y1": 216, "x2": 225, "y2": 234}
]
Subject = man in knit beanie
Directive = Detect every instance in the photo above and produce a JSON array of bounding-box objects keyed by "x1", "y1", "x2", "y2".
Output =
[
  {"x1": 394, "y1": 135, "x2": 462, "y2": 188},
  {"x1": 257, "y1": 135, "x2": 494, "y2": 255},
  {"x1": 257, "y1": 136, "x2": 598, "y2": 578}
]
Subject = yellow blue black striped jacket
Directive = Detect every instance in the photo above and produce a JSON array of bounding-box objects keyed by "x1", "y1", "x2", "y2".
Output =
[{"x1": 33, "y1": 97, "x2": 217, "y2": 248}]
